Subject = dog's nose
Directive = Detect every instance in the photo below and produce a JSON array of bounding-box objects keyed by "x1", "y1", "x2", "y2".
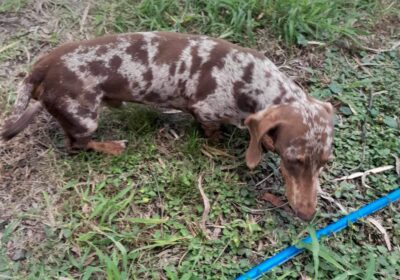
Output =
[{"x1": 296, "y1": 209, "x2": 316, "y2": 221}]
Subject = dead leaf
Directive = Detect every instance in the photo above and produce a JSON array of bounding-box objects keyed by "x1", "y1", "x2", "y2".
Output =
[
  {"x1": 260, "y1": 192, "x2": 293, "y2": 214},
  {"x1": 202, "y1": 145, "x2": 235, "y2": 158},
  {"x1": 200, "y1": 148, "x2": 214, "y2": 159},
  {"x1": 367, "y1": 217, "x2": 392, "y2": 251}
]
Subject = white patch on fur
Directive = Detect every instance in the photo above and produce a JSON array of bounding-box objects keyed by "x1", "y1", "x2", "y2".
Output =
[
  {"x1": 139, "y1": 32, "x2": 159, "y2": 61},
  {"x1": 289, "y1": 180, "x2": 299, "y2": 207},
  {"x1": 285, "y1": 144, "x2": 303, "y2": 159},
  {"x1": 64, "y1": 98, "x2": 98, "y2": 136},
  {"x1": 196, "y1": 38, "x2": 217, "y2": 64}
]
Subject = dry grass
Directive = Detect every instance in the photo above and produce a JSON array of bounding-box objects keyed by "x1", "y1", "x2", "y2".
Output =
[{"x1": 0, "y1": 0, "x2": 91, "y2": 264}]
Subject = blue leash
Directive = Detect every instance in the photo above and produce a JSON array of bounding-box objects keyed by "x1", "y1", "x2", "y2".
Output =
[{"x1": 236, "y1": 187, "x2": 400, "y2": 280}]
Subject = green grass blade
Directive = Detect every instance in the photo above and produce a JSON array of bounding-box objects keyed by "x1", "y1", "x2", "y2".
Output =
[
  {"x1": 365, "y1": 253, "x2": 376, "y2": 280},
  {"x1": 309, "y1": 227, "x2": 320, "y2": 279}
]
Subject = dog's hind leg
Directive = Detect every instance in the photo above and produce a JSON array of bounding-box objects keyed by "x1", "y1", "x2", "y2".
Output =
[
  {"x1": 103, "y1": 97, "x2": 125, "y2": 108},
  {"x1": 44, "y1": 97, "x2": 126, "y2": 155}
]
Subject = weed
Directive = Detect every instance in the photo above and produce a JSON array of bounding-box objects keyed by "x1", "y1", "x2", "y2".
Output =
[{"x1": 0, "y1": 0, "x2": 27, "y2": 13}]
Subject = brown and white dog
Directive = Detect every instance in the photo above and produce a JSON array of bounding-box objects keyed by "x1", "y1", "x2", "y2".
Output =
[{"x1": 1, "y1": 32, "x2": 334, "y2": 220}]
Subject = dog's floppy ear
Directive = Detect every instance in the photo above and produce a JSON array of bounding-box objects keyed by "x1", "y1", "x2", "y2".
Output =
[{"x1": 245, "y1": 106, "x2": 284, "y2": 169}]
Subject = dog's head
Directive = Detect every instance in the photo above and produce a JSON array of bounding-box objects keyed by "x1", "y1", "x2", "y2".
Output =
[{"x1": 245, "y1": 100, "x2": 334, "y2": 220}]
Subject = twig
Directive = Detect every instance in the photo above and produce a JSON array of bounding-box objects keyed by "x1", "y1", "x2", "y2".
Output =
[
  {"x1": 353, "y1": 56, "x2": 372, "y2": 76},
  {"x1": 358, "y1": 41, "x2": 400, "y2": 54},
  {"x1": 197, "y1": 175, "x2": 210, "y2": 239},
  {"x1": 178, "y1": 250, "x2": 189, "y2": 267},
  {"x1": 212, "y1": 241, "x2": 230, "y2": 265},
  {"x1": 254, "y1": 173, "x2": 274, "y2": 187},
  {"x1": 23, "y1": 46, "x2": 31, "y2": 63},
  {"x1": 372, "y1": 90, "x2": 387, "y2": 96},
  {"x1": 332, "y1": 165, "x2": 394, "y2": 182},
  {"x1": 79, "y1": 3, "x2": 91, "y2": 33}
]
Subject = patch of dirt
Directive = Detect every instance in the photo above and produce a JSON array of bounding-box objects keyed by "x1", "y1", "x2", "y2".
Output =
[
  {"x1": 255, "y1": 29, "x2": 326, "y2": 92},
  {"x1": 0, "y1": 0, "x2": 91, "y2": 265}
]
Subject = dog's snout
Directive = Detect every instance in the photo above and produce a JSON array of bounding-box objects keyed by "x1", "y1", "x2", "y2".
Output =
[{"x1": 296, "y1": 208, "x2": 316, "y2": 221}]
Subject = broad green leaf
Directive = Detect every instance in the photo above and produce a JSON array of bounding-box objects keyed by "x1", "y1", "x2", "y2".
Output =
[
  {"x1": 383, "y1": 116, "x2": 398, "y2": 129},
  {"x1": 329, "y1": 82, "x2": 343, "y2": 94}
]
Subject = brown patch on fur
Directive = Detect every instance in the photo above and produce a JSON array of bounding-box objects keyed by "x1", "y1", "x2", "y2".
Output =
[
  {"x1": 154, "y1": 34, "x2": 188, "y2": 65},
  {"x1": 273, "y1": 97, "x2": 281, "y2": 104},
  {"x1": 190, "y1": 45, "x2": 201, "y2": 77},
  {"x1": 101, "y1": 74, "x2": 130, "y2": 98},
  {"x1": 285, "y1": 97, "x2": 295, "y2": 103},
  {"x1": 233, "y1": 81, "x2": 244, "y2": 95},
  {"x1": 143, "y1": 91, "x2": 162, "y2": 103},
  {"x1": 194, "y1": 45, "x2": 228, "y2": 100},
  {"x1": 41, "y1": 64, "x2": 83, "y2": 100},
  {"x1": 179, "y1": 62, "x2": 186, "y2": 74},
  {"x1": 236, "y1": 92, "x2": 257, "y2": 113},
  {"x1": 169, "y1": 63, "x2": 176, "y2": 75},
  {"x1": 143, "y1": 69, "x2": 153, "y2": 82},
  {"x1": 233, "y1": 63, "x2": 257, "y2": 112},
  {"x1": 109, "y1": 55, "x2": 122, "y2": 70},
  {"x1": 125, "y1": 35, "x2": 148, "y2": 64},
  {"x1": 88, "y1": 60, "x2": 108, "y2": 76},
  {"x1": 278, "y1": 80, "x2": 287, "y2": 97},
  {"x1": 242, "y1": 62, "x2": 254, "y2": 83},
  {"x1": 177, "y1": 79, "x2": 187, "y2": 95},
  {"x1": 103, "y1": 98, "x2": 123, "y2": 108}
]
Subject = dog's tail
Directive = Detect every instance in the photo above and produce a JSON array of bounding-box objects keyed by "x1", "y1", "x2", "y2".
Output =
[
  {"x1": 1, "y1": 77, "x2": 43, "y2": 141},
  {"x1": 1, "y1": 102, "x2": 43, "y2": 140}
]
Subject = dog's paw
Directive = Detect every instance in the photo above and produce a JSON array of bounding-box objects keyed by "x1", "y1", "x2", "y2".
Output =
[
  {"x1": 105, "y1": 140, "x2": 127, "y2": 155},
  {"x1": 87, "y1": 140, "x2": 127, "y2": 156}
]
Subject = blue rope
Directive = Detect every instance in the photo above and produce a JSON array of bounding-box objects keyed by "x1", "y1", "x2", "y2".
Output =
[{"x1": 236, "y1": 187, "x2": 400, "y2": 280}]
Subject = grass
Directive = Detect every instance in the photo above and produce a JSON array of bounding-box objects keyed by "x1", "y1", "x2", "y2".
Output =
[
  {"x1": 0, "y1": 0, "x2": 27, "y2": 13},
  {"x1": 92, "y1": 0, "x2": 395, "y2": 46},
  {"x1": 0, "y1": 0, "x2": 399, "y2": 279}
]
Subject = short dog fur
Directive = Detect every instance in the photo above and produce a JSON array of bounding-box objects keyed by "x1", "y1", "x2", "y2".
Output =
[{"x1": 1, "y1": 32, "x2": 334, "y2": 220}]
